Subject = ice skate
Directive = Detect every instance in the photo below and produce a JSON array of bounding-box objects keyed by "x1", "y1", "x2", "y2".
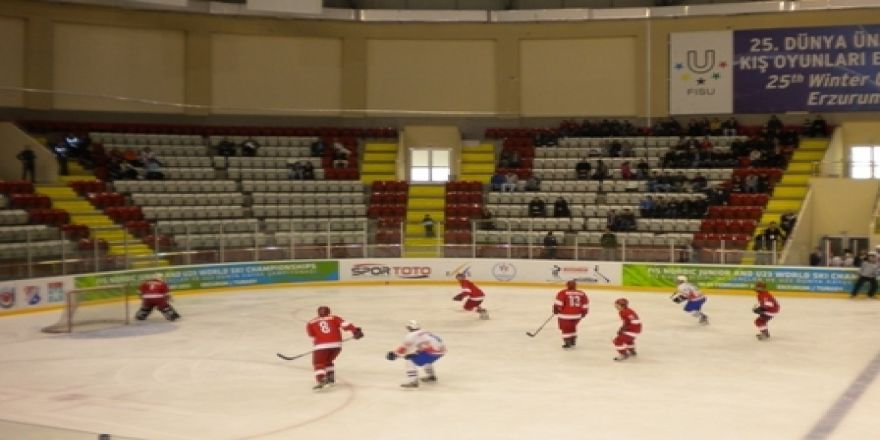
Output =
[
  {"x1": 478, "y1": 309, "x2": 490, "y2": 320},
  {"x1": 613, "y1": 353, "x2": 630, "y2": 361},
  {"x1": 312, "y1": 379, "x2": 330, "y2": 390},
  {"x1": 756, "y1": 333, "x2": 770, "y2": 341},
  {"x1": 401, "y1": 381, "x2": 419, "y2": 389},
  {"x1": 420, "y1": 375, "x2": 437, "y2": 383},
  {"x1": 699, "y1": 314, "x2": 709, "y2": 325},
  {"x1": 627, "y1": 349, "x2": 637, "y2": 357}
]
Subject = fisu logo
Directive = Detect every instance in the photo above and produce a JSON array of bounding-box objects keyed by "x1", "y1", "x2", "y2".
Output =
[{"x1": 686, "y1": 49, "x2": 716, "y2": 74}]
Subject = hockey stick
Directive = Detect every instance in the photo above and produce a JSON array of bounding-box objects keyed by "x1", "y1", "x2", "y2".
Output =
[
  {"x1": 526, "y1": 314, "x2": 555, "y2": 337},
  {"x1": 277, "y1": 337, "x2": 354, "y2": 361},
  {"x1": 594, "y1": 265, "x2": 611, "y2": 283}
]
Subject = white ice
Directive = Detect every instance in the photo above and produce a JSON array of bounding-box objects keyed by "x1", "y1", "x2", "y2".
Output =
[{"x1": 0, "y1": 284, "x2": 879, "y2": 440}]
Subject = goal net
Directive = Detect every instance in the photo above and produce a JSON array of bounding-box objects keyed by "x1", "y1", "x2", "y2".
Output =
[{"x1": 41, "y1": 284, "x2": 131, "y2": 334}]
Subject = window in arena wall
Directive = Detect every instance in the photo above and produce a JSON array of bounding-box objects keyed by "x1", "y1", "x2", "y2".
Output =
[
  {"x1": 850, "y1": 146, "x2": 880, "y2": 179},
  {"x1": 410, "y1": 148, "x2": 450, "y2": 183}
]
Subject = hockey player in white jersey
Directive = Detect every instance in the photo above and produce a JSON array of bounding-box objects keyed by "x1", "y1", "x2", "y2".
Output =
[
  {"x1": 386, "y1": 320, "x2": 447, "y2": 389},
  {"x1": 671, "y1": 275, "x2": 709, "y2": 325}
]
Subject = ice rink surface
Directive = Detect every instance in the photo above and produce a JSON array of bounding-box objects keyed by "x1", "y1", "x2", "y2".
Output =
[{"x1": 0, "y1": 283, "x2": 879, "y2": 440}]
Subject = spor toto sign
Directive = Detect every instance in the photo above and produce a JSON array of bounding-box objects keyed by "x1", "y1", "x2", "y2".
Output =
[{"x1": 350, "y1": 263, "x2": 431, "y2": 279}]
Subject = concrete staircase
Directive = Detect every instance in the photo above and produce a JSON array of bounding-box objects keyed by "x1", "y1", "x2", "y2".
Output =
[
  {"x1": 459, "y1": 143, "x2": 495, "y2": 184},
  {"x1": 361, "y1": 142, "x2": 399, "y2": 184},
  {"x1": 742, "y1": 138, "x2": 828, "y2": 264},
  {"x1": 403, "y1": 185, "x2": 445, "y2": 257},
  {"x1": 47, "y1": 164, "x2": 163, "y2": 268}
]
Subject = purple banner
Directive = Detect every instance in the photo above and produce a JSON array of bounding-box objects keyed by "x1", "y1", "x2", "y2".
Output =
[{"x1": 734, "y1": 25, "x2": 880, "y2": 113}]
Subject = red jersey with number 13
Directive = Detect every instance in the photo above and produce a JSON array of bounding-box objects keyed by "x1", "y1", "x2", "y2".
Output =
[{"x1": 307, "y1": 315, "x2": 356, "y2": 350}]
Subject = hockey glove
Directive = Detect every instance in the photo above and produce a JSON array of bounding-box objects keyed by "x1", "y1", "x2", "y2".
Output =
[
  {"x1": 386, "y1": 351, "x2": 398, "y2": 361},
  {"x1": 352, "y1": 328, "x2": 364, "y2": 339},
  {"x1": 553, "y1": 305, "x2": 561, "y2": 315},
  {"x1": 752, "y1": 306, "x2": 764, "y2": 314},
  {"x1": 672, "y1": 296, "x2": 685, "y2": 304},
  {"x1": 403, "y1": 353, "x2": 417, "y2": 360},
  {"x1": 453, "y1": 293, "x2": 465, "y2": 301}
]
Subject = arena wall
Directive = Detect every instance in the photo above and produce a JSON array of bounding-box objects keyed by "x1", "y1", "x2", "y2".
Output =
[
  {"x1": 0, "y1": 258, "x2": 857, "y2": 316},
  {"x1": 2, "y1": 0, "x2": 879, "y2": 120}
]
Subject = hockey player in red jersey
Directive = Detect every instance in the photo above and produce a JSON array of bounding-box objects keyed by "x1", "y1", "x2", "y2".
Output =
[
  {"x1": 306, "y1": 306, "x2": 364, "y2": 390},
  {"x1": 612, "y1": 298, "x2": 641, "y2": 361},
  {"x1": 753, "y1": 281, "x2": 780, "y2": 341},
  {"x1": 452, "y1": 273, "x2": 489, "y2": 320},
  {"x1": 135, "y1": 273, "x2": 180, "y2": 321},
  {"x1": 553, "y1": 280, "x2": 589, "y2": 349}
]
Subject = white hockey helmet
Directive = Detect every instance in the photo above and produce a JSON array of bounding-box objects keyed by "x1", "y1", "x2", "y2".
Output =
[
  {"x1": 676, "y1": 275, "x2": 688, "y2": 283},
  {"x1": 406, "y1": 320, "x2": 420, "y2": 331}
]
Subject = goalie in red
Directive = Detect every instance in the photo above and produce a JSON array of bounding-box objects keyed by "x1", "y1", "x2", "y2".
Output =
[
  {"x1": 553, "y1": 280, "x2": 589, "y2": 349},
  {"x1": 306, "y1": 306, "x2": 364, "y2": 390},
  {"x1": 135, "y1": 273, "x2": 180, "y2": 322},
  {"x1": 452, "y1": 273, "x2": 489, "y2": 320}
]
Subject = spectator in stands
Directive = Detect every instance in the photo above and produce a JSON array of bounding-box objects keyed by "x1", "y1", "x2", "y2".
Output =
[
  {"x1": 709, "y1": 117, "x2": 723, "y2": 135},
  {"x1": 620, "y1": 140, "x2": 634, "y2": 158},
  {"x1": 144, "y1": 158, "x2": 164, "y2": 180},
  {"x1": 829, "y1": 253, "x2": 843, "y2": 267},
  {"x1": 766, "y1": 114, "x2": 783, "y2": 136},
  {"x1": 216, "y1": 139, "x2": 237, "y2": 157},
  {"x1": 17, "y1": 145, "x2": 36, "y2": 182},
  {"x1": 722, "y1": 116, "x2": 739, "y2": 136},
  {"x1": 606, "y1": 139, "x2": 622, "y2": 157},
  {"x1": 620, "y1": 161, "x2": 635, "y2": 180},
  {"x1": 528, "y1": 197, "x2": 545, "y2": 217},
  {"x1": 809, "y1": 115, "x2": 828, "y2": 137},
  {"x1": 120, "y1": 160, "x2": 139, "y2": 180},
  {"x1": 524, "y1": 175, "x2": 541, "y2": 192},
  {"x1": 707, "y1": 185, "x2": 728, "y2": 205},
  {"x1": 843, "y1": 249, "x2": 855, "y2": 267},
  {"x1": 639, "y1": 196, "x2": 655, "y2": 218},
  {"x1": 634, "y1": 158, "x2": 649, "y2": 180},
  {"x1": 288, "y1": 161, "x2": 305, "y2": 180},
  {"x1": 690, "y1": 173, "x2": 708, "y2": 192},
  {"x1": 422, "y1": 214, "x2": 436, "y2": 238},
  {"x1": 780, "y1": 211, "x2": 797, "y2": 239},
  {"x1": 763, "y1": 222, "x2": 784, "y2": 250},
  {"x1": 744, "y1": 173, "x2": 760, "y2": 193},
  {"x1": 754, "y1": 233, "x2": 771, "y2": 265},
  {"x1": 592, "y1": 159, "x2": 609, "y2": 181},
  {"x1": 809, "y1": 247, "x2": 824, "y2": 266},
  {"x1": 51, "y1": 142, "x2": 69, "y2": 176},
  {"x1": 302, "y1": 161, "x2": 315, "y2": 180},
  {"x1": 310, "y1": 138, "x2": 325, "y2": 157},
  {"x1": 123, "y1": 147, "x2": 141, "y2": 166},
  {"x1": 617, "y1": 209, "x2": 636, "y2": 231},
  {"x1": 553, "y1": 197, "x2": 570, "y2": 218},
  {"x1": 480, "y1": 207, "x2": 495, "y2": 230},
  {"x1": 241, "y1": 138, "x2": 260, "y2": 157},
  {"x1": 502, "y1": 171, "x2": 518, "y2": 192},
  {"x1": 140, "y1": 147, "x2": 156, "y2": 166},
  {"x1": 575, "y1": 158, "x2": 592, "y2": 180},
  {"x1": 600, "y1": 227, "x2": 618, "y2": 261},
  {"x1": 499, "y1": 149, "x2": 514, "y2": 168},
  {"x1": 490, "y1": 171, "x2": 505, "y2": 191},
  {"x1": 333, "y1": 140, "x2": 352, "y2": 160},
  {"x1": 606, "y1": 209, "x2": 618, "y2": 231},
  {"x1": 542, "y1": 231, "x2": 558, "y2": 259}
]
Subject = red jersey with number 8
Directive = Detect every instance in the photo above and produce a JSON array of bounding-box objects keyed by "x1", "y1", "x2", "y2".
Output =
[{"x1": 307, "y1": 315, "x2": 356, "y2": 350}]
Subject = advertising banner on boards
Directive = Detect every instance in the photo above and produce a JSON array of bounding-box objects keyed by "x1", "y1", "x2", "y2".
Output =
[{"x1": 622, "y1": 263, "x2": 856, "y2": 293}]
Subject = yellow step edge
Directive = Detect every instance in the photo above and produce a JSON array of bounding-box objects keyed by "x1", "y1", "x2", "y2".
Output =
[
  {"x1": 364, "y1": 143, "x2": 398, "y2": 152},
  {"x1": 409, "y1": 186, "x2": 446, "y2": 197}
]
